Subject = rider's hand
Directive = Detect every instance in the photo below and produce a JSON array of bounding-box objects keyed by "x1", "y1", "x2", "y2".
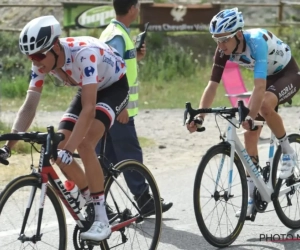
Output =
[
  {"x1": 186, "y1": 116, "x2": 204, "y2": 133},
  {"x1": 56, "y1": 149, "x2": 73, "y2": 166},
  {"x1": 117, "y1": 108, "x2": 129, "y2": 124},
  {"x1": 0, "y1": 145, "x2": 11, "y2": 160},
  {"x1": 242, "y1": 116, "x2": 255, "y2": 131}
]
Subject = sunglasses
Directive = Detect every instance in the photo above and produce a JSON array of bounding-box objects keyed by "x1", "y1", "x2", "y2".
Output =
[
  {"x1": 28, "y1": 45, "x2": 54, "y2": 62},
  {"x1": 212, "y1": 32, "x2": 237, "y2": 44}
]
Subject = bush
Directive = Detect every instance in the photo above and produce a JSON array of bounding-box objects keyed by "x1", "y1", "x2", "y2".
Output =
[{"x1": 138, "y1": 32, "x2": 202, "y2": 82}]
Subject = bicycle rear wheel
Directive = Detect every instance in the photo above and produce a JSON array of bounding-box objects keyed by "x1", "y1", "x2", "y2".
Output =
[
  {"x1": 194, "y1": 143, "x2": 248, "y2": 248},
  {"x1": 0, "y1": 174, "x2": 67, "y2": 250},
  {"x1": 102, "y1": 159, "x2": 162, "y2": 250},
  {"x1": 272, "y1": 133, "x2": 300, "y2": 229}
]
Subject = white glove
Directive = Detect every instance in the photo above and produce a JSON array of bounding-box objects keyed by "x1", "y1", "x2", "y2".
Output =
[{"x1": 58, "y1": 149, "x2": 73, "y2": 165}]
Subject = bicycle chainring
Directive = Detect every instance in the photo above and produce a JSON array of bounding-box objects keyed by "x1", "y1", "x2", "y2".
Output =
[
  {"x1": 253, "y1": 187, "x2": 268, "y2": 213},
  {"x1": 72, "y1": 203, "x2": 95, "y2": 250}
]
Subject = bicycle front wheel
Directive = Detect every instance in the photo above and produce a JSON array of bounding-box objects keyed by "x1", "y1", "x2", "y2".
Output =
[
  {"x1": 272, "y1": 133, "x2": 300, "y2": 229},
  {"x1": 0, "y1": 174, "x2": 67, "y2": 250},
  {"x1": 194, "y1": 143, "x2": 248, "y2": 248},
  {"x1": 103, "y1": 159, "x2": 162, "y2": 250}
]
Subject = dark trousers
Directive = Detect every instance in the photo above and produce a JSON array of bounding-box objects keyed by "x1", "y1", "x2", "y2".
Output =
[{"x1": 95, "y1": 117, "x2": 148, "y2": 196}]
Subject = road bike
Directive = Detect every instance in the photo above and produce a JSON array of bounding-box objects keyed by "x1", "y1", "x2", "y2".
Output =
[
  {"x1": 0, "y1": 126, "x2": 162, "y2": 250},
  {"x1": 184, "y1": 100, "x2": 300, "y2": 248}
]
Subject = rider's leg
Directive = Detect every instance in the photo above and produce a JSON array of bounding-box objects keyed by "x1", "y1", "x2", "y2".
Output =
[
  {"x1": 77, "y1": 119, "x2": 108, "y2": 222},
  {"x1": 57, "y1": 129, "x2": 90, "y2": 201},
  {"x1": 244, "y1": 127, "x2": 262, "y2": 197},
  {"x1": 235, "y1": 128, "x2": 262, "y2": 217},
  {"x1": 260, "y1": 56, "x2": 300, "y2": 179},
  {"x1": 260, "y1": 92, "x2": 292, "y2": 150}
]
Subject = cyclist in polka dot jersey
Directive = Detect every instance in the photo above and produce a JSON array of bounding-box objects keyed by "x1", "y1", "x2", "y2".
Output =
[
  {"x1": 30, "y1": 36, "x2": 126, "y2": 90},
  {"x1": 0, "y1": 16, "x2": 130, "y2": 241}
]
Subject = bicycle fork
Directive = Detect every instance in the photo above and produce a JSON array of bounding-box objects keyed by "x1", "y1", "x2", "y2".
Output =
[{"x1": 18, "y1": 173, "x2": 48, "y2": 243}]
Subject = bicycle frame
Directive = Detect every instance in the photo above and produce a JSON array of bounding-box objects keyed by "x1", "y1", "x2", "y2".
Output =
[
  {"x1": 22, "y1": 142, "x2": 89, "y2": 237},
  {"x1": 21, "y1": 135, "x2": 139, "y2": 239},
  {"x1": 222, "y1": 116, "x2": 300, "y2": 203}
]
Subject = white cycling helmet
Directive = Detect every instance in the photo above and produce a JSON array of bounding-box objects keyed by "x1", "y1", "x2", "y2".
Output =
[
  {"x1": 19, "y1": 15, "x2": 62, "y2": 55},
  {"x1": 209, "y1": 8, "x2": 244, "y2": 35}
]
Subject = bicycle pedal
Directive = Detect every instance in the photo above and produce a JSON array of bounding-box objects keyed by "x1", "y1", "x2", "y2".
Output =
[
  {"x1": 245, "y1": 213, "x2": 257, "y2": 222},
  {"x1": 84, "y1": 240, "x2": 101, "y2": 246},
  {"x1": 250, "y1": 214, "x2": 256, "y2": 222},
  {"x1": 245, "y1": 216, "x2": 252, "y2": 221}
]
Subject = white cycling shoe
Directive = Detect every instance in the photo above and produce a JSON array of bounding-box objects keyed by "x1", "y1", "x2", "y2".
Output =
[
  {"x1": 235, "y1": 198, "x2": 254, "y2": 217},
  {"x1": 81, "y1": 221, "x2": 111, "y2": 241},
  {"x1": 279, "y1": 153, "x2": 296, "y2": 179}
]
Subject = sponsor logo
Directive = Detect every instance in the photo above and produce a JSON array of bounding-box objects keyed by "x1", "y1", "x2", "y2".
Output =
[
  {"x1": 103, "y1": 55, "x2": 114, "y2": 67},
  {"x1": 31, "y1": 70, "x2": 38, "y2": 79},
  {"x1": 55, "y1": 180, "x2": 81, "y2": 214},
  {"x1": 76, "y1": 6, "x2": 114, "y2": 28},
  {"x1": 84, "y1": 66, "x2": 95, "y2": 77},
  {"x1": 241, "y1": 148, "x2": 260, "y2": 178},
  {"x1": 116, "y1": 94, "x2": 129, "y2": 113},
  {"x1": 170, "y1": 5, "x2": 187, "y2": 22}
]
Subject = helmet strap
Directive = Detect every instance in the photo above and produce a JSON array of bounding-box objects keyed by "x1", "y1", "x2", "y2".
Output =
[
  {"x1": 232, "y1": 35, "x2": 240, "y2": 54},
  {"x1": 49, "y1": 49, "x2": 59, "y2": 70}
]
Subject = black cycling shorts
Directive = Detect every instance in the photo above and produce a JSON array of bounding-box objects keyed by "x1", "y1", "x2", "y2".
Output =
[
  {"x1": 58, "y1": 74, "x2": 129, "y2": 131},
  {"x1": 255, "y1": 57, "x2": 300, "y2": 121}
]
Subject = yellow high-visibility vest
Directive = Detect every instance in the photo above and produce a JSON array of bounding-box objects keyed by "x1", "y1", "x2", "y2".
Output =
[{"x1": 100, "y1": 20, "x2": 138, "y2": 117}]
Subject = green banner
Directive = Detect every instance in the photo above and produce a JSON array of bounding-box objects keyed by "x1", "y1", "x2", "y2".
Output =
[{"x1": 63, "y1": 4, "x2": 115, "y2": 28}]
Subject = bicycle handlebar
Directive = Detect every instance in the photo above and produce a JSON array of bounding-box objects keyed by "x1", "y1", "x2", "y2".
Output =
[
  {"x1": 184, "y1": 100, "x2": 250, "y2": 131},
  {"x1": 0, "y1": 126, "x2": 65, "y2": 165}
]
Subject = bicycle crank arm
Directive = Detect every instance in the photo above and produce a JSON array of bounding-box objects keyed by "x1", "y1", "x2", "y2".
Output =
[
  {"x1": 111, "y1": 216, "x2": 138, "y2": 232},
  {"x1": 271, "y1": 178, "x2": 283, "y2": 201}
]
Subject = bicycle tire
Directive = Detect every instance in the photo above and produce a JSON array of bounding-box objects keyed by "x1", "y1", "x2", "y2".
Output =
[
  {"x1": 102, "y1": 159, "x2": 162, "y2": 250},
  {"x1": 0, "y1": 174, "x2": 67, "y2": 250},
  {"x1": 272, "y1": 133, "x2": 300, "y2": 229},
  {"x1": 194, "y1": 143, "x2": 248, "y2": 248}
]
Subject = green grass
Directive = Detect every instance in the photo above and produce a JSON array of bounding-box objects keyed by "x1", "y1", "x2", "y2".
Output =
[{"x1": 3, "y1": 65, "x2": 300, "y2": 113}]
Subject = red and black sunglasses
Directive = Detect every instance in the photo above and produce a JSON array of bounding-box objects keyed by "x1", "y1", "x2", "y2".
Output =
[{"x1": 28, "y1": 45, "x2": 54, "y2": 62}]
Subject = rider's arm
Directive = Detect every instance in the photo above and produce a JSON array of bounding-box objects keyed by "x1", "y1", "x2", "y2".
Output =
[
  {"x1": 246, "y1": 35, "x2": 268, "y2": 119},
  {"x1": 199, "y1": 81, "x2": 219, "y2": 120},
  {"x1": 199, "y1": 48, "x2": 229, "y2": 119},
  {"x1": 6, "y1": 68, "x2": 44, "y2": 149},
  {"x1": 63, "y1": 48, "x2": 99, "y2": 153}
]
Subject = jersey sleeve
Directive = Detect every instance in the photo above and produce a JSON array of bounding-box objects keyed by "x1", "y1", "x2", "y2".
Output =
[
  {"x1": 29, "y1": 64, "x2": 46, "y2": 88},
  {"x1": 249, "y1": 35, "x2": 268, "y2": 79},
  {"x1": 210, "y1": 47, "x2": 230, "y2": 83},
  {"x1": 74, "y1": 48, "x2": 101, "y2": 86},
  {"x1": 106, "y1": 35, "x2": 126, "y2": 58}
]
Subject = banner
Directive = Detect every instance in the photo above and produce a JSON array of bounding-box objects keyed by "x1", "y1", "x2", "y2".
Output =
[
  {"x1": 140, "y1": 3, "x2": 221, "y2": 31},
  {"x1": 63, "y1": 3, "x2": 115, "y2": 28},
  {"x1": 62, "y1": 2, "x2": 220, "y2": 31}
]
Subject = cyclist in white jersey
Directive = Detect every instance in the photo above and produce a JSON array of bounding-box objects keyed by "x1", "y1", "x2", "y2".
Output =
[
  {"x1": 186, "y1": 8, "x2": 300, "y2": 218},
  {"x1": 0, "y1": 15, "x2": 130, "y2": 241}
]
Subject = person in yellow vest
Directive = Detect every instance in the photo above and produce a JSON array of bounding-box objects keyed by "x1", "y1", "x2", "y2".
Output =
[{"x1": 96, "y1": 0, "x2": 173, "y2": 215}]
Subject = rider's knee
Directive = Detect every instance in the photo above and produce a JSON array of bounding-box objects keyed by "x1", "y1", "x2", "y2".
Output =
[
  {"x1": 260, "y1": 93, "x2": 278, "y2": 118},
  {"x1": 259, "y1": 102, "x2": 273, "y2": 118}
]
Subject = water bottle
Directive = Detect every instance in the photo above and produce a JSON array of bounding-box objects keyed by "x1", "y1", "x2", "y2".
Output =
[{"x1": 64, "y1": 180, "x2": 86, "y2": 209}]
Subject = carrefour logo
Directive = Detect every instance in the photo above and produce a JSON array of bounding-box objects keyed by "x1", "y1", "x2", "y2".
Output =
[
  {"x1": 84, "y1": 66, "x2": 95, "y2": 77},
  {"x1": 76, "y1": 6, "x2": 114, "y2": 28}
]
